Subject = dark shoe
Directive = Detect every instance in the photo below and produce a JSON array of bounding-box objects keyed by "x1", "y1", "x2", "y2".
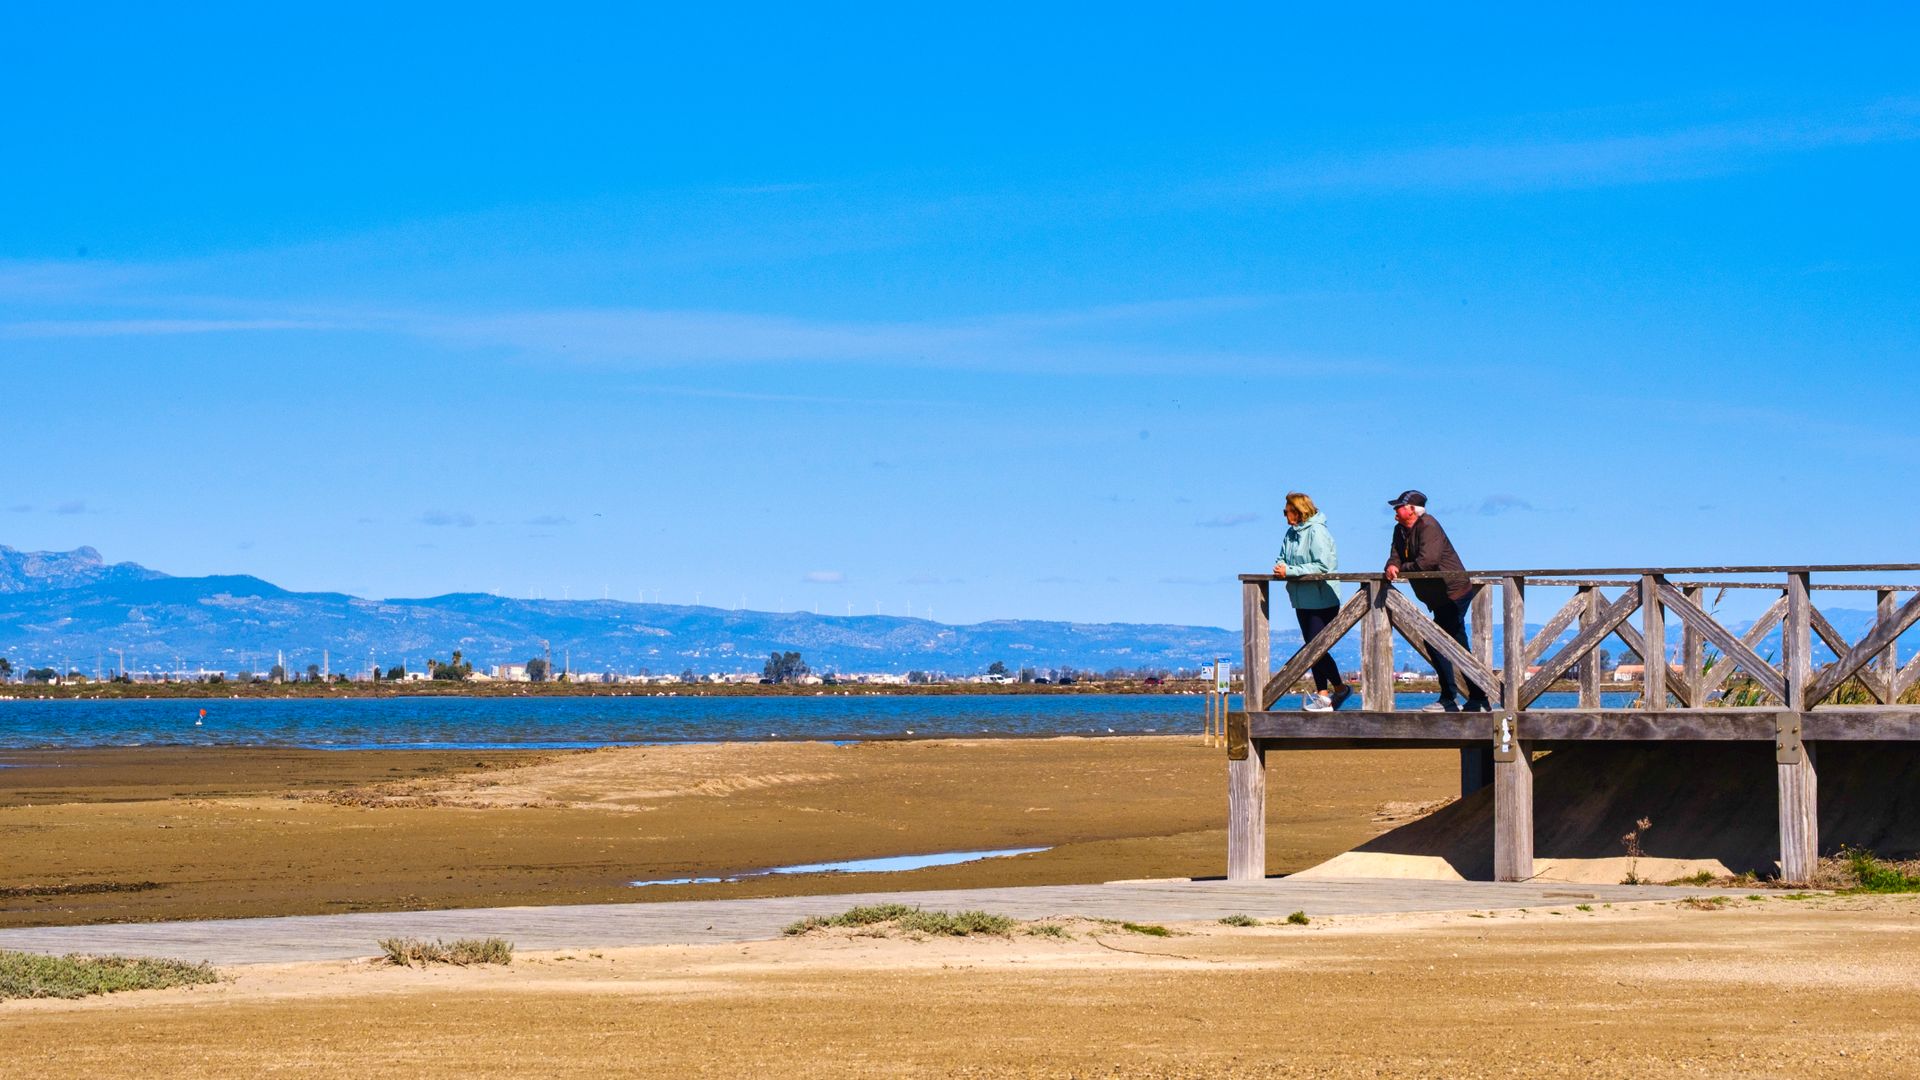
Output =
[
  {"x1": 1421, "y1": 700, "x2": 1461, "y2": 713},
  {"x1": 1328, "y1": 684, "x2": 1353, "y2": 711},
  {"x1": 1463, "y1": 698, "x2": 1493, "y2": 713}
]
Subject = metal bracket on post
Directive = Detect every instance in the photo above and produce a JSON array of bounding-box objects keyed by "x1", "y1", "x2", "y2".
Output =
[
  {"x1": 1226, "y1": 712, "x2": 1249, "y2": 761},
  {"x1": 1493, "y1": 713, "x2": 1520, "y2": 763},
  {"x1": 1775, "y1": 711, "x2": 1804, "y2": 765}
]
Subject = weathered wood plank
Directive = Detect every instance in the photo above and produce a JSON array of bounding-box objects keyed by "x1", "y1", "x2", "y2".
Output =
[
  {"x1": 1700, "y1": 594, "x2": 1786, "y2": 696},
  {"x1": 1494, "y1": 738, "x2": 1533, "y2": 881},
  {"x1": 1578, "y1": 587, "x2": 1603, "y2": 709},
  {"x1": 1263, "y1": 590, "x2": 1368, "y2": 707},
  {"x1": 1521, "y1": 592, "x2": 1585, "y2": 668},
  {"x1": 1518, "y1": 588, "x2": 1641, "y2": 706},
  {"x1": 1383, "y1": 588, "x2": 1504, "y2": 704},
  {"x1": 1521, "y1": 710, "x2": 1781, "y2": 741},
  {"x1": 1471, "y1": 585, "x2": 1493, "y2": 667},
  {"x1": 1245, "y1": 710, "x2": 1488, "y2": 742},
  {"x1": 1785, "y1": 573, "x2": 1811, "y2": 713},
  {"x1": 1612, "y1": 619, "x2": 1697, "y2": 707},
  {"x1": 1808, "y1": 604, "x2": 1886, "y2": 703},
  {"x1": 1682, "y1": 585, "x2": 1705, "y2": 706},
  {"x1": 1778, "y1": 750, "x2": 1818, "y2": 884},
  {"x1": 1229, "y1": 581, "x2": 1270, "y2": 881},
  {"x1": 1362, "y1": 581, "x2": 1394, "y2": 711},
  {"x1": 1245, "y1": 708, "x2": 1819, "y2": 742},
  {"x1": 1877, "y1": 589, "x2": 1899, "y2": 702},
  {"x1": 1641, "y1": 575, "x2": 1667, "y2": 711},
  {"x1": 1802, "y1": 709, "x2": 1920, "y2": 740},
  {"x1": 1897, "y1": 653, "x2": 1920, "y2": 701},
  {"x1": 1807, "y1": 588, "x2": 1920, "y2": 705},
  {"x1": 1239, "y1": 563, "x2": 1920, "y2": 584},
  {"x1": 1655, "y1": 580, "x2": 1786, "y2": 703},
  {"x1": 1503, "y1": 577, "x2": 1526, "y2": 713}
]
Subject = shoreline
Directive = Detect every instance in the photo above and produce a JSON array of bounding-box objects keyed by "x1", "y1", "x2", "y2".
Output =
[
  {"x1": 0, "y1": 736, "x2": 1459, "y2": 927},
  {"x1": 0, "y1": 678, "x2": 1598, "y2": 701}
]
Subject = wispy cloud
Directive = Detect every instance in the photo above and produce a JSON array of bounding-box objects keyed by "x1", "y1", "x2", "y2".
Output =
[
  {"x1": 1472, "y1": 495, "x2": 1538, "y2": 516},
  {"x1": 525, "y1": 514, "x2": 572, "y2": 526},
  {"x1": 0, "y1": 272, "x2": 1367, "y2": 377},
  {"x1": 0, "y1": 318, "x2": 336, "y2": 338},
  {"x1": 1197, "y1": 512, "x2": 1261, "y2": 528},
  {"x1": 1220, "y1": 100, "x2": 1920, "y2": 196},
  {"x1": 6, "y1": 504, "x2": 30, "y2": 513},
  {"x1": 54, "y1": 500, "x2": 90, "y2": 515},
  {"x1": 803, "y1": 570, "x2": 846, "y2": 584},
  {"x1": 419, "y1": 510, "x2": 476, "y2": 528}
]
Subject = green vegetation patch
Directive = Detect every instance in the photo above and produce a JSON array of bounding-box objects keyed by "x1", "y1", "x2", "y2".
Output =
[
  {"x1": 784, "y1": 905, "x2": 1015, "y2": 937},
  {"x1": 1843, "y1": 849, "x2": 1920, "y2": 893},
  {"x1": 1218, "y1": 914, "x2": 1259, "y2": 927},
  {"x1": 0, "y1": 950, "x2": 221, "y2": 1000},
  {"x1": 378, "y1": 937, "x2": 514, "y2": 966},
  {"x1": 1285, "y1": 910, "x2": 1311, "y2": 925},
  {"x1": 1120, "y1": 922, "x2": 1170, "y2": 937}
]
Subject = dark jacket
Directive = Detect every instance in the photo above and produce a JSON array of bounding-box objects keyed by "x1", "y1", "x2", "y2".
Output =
[{"x1": 1385, "y1": 513, "x2": 1470, "y2": 604}]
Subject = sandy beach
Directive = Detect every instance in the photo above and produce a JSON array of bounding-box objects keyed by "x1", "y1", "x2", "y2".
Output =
[
  {"x1": 5, "y1": 894, "x2": 1917, "y2": 1077},
  {"x1": 1, "y1": 737, "x2": 1458, "y2": 926}
]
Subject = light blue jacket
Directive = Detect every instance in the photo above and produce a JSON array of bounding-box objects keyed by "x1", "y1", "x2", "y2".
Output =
[{"x1": 1275, "y1": 512, "x2": 1340, "y2": 610}]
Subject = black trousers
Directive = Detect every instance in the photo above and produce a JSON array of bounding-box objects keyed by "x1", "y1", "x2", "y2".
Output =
[
  {"x1": 1424, "y1": 593, "x2": 1490, "y2": 705},
  {"x1": 1293, "y1": 606, "x2": 1347, "y2": 692}
]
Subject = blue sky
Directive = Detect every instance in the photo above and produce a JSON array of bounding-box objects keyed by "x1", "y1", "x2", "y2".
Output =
[{"x1": 3, "y1": 5, "x2": 1916, "y2": 627}]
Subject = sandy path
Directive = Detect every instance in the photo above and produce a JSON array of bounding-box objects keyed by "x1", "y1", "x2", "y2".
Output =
[
  {"x1": 5, "y1": 895, "x2": 1916, "y2": 1077},
  {"x1": 0, "y1": 738, "x2": 1457, "y2": 925}
]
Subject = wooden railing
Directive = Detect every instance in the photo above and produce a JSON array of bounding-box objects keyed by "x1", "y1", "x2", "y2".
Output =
[{"x1": 1227, "y1": 564, "x2": 1920, "y2": 885}]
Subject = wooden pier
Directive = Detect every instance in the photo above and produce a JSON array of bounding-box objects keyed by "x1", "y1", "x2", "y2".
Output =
[{"x1": 1229, "y1": 564, "x2": 1920, "y2": 884}]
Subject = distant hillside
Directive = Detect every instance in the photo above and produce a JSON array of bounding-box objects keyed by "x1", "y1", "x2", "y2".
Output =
[
  {"x1": 0, "y1": 545, "x2": 1246, "y2": 675},
  {"x1": 1, "y1": 546, "x2": 1895, "y2": 678}
]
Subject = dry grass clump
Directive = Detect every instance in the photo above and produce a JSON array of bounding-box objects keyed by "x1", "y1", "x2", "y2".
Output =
[
  {"x1": 0, "y1": 950, "x2": 221, "y2": 1000},
  {"x1": 784, "y1": 904, "x2": 1016, "y2": 938},
  {"x1": 377, "y1": 937, "x2": 515, "y2": 966}
]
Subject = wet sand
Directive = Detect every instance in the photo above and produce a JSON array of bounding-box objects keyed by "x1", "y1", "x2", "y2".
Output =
[
  {"x1": 5, "y1": 894, "x2": 1916, "y2": 1077},
  {"x1": 0, "y1": 738, "x2": 1458, "y2": 926}
]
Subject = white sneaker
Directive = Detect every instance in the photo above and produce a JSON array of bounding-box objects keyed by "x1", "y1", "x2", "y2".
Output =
[{"x1": 1302, "y1": 693, "x2": 1332, "y2": 712}]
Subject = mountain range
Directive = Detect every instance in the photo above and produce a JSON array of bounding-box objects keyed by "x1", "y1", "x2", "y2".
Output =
[
  {"x1": 0, "y1": 545, "x2": 1247, "y2": 676},
  {"x1": 0, "y1": 545, "x2": 1897, "y2": 678}
]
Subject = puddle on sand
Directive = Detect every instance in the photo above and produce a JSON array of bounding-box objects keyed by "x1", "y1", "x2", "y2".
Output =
[{"x1": 629, "y1": 846, "x2": 1048, "y2": 887}]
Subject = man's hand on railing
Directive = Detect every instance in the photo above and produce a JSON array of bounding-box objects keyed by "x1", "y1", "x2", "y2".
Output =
[
  {"x1": 1271, "y1": 563, "x2": 1287, "y2": 577},
  {"x1": 1385, "y1": 565, "x2": 1400, "y2": 581}
]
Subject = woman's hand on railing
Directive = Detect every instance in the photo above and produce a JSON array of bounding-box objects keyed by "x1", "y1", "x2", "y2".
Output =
[{"x1": 1271, "y1": 562, "x2": 1287, "y2": 577}]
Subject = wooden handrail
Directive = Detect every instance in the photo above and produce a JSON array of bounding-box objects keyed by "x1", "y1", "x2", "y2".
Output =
[{"x1": 1243, "y1": 565, "x2": 1920, "y2": 713}]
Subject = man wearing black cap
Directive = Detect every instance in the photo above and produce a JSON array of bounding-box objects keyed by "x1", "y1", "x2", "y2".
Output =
[{"x1": 1384, "y1": 491, "x2": 1491, "y2": 712}]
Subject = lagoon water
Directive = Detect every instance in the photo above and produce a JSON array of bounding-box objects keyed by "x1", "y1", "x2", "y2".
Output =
[{"x1": 0, "y1": 691, "x2": 1643, "y2": 750}]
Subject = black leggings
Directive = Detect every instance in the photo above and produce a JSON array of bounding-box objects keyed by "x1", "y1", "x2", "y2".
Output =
[{"x1": 1293, "y1": 606, "x2": 1347, "y2": 692}]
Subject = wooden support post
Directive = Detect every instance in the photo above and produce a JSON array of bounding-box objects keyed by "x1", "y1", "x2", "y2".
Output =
[
  {"x1": 1472, "y1": 584, "x2": 1494, "y2": 669},
  {"x1": 1362, "y1": 580, "x2": 1394, "y2": 711},
  {"x1": 1779, "y1": 571, "x2": 1818, "y2": 882},
  {"x1": 1228, "y1": 580, "x2": 1270, "y2": 881},
  {"x1": 1578, "y1": 586, "x2": 1602, "y2": 708},
  {"x1": 1878, "y1": 588, "x2": 1898, "y2": 700},
  {"x1": 1641, "y1": 574, "x2": 1666, "y2": 710},
  {"x1": 1461, "y1": 584, "x2": 1495, "y2": 795},
  {"x1": 1682, "y1": 584, "x2": 1705, "y2": 703},
  {"x1": 1494, "y1": 576, "x2": 1533, "y2": 881}
]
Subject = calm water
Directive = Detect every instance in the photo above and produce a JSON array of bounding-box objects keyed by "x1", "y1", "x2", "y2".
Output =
[{"x1": 0, "y1": 691, "x2": 1641, "y2": 750}]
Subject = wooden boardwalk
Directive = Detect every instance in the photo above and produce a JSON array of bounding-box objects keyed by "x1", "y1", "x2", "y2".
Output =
[
  {"x1": 1232, "y1": 563, "x2": 1920, "y2": 884},
  {"x1": 0, "y1": 879, "x2": 1712, "y2": 966}
]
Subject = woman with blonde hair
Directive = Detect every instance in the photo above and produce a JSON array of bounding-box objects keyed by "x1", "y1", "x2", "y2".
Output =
[{"x1": 1273, "y1": 491, "x2": 1351, "y2": 711}]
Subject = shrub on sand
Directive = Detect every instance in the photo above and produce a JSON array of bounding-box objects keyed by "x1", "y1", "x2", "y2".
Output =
[
  {"x1": 378, "y1": 937, "x2": 515, "y2": 966},
  {"x1": 784, "y1": 905, "x2": 1014, "y2": 937},
  {"x1": 0, "y1": 950, "x2": 220, "y2": 1000}
]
